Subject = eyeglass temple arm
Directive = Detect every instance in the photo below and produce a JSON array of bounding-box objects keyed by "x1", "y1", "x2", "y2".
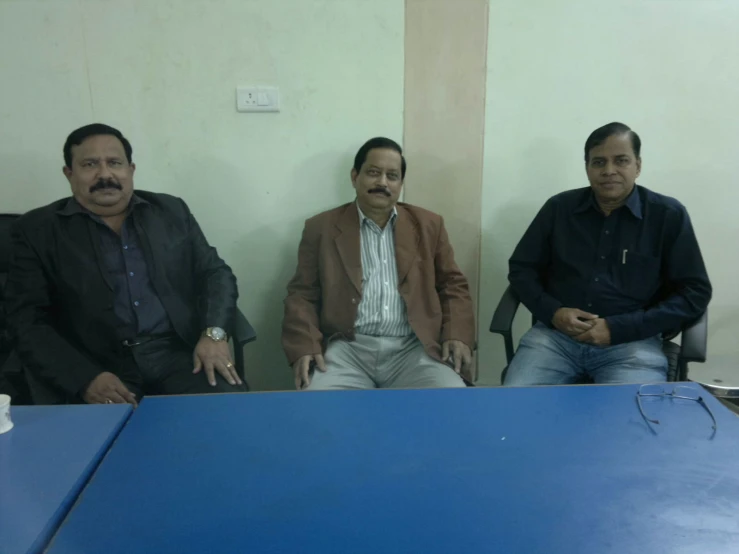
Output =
[
  {"x1": 698, "y1": 396, "x2": 718, "y2": 431},
  {"x1": 637, "y1": 394, "x2": 660, "y2": 425}
]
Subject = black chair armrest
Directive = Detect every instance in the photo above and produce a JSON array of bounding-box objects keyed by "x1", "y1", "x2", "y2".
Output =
[
  {"x1": 489, "y1": 285, "x2": 521, "y2": 364},
  {"x1": 231, "y1": 308, "x2": 256, "y2": 347},
  {"x1": 489, "y1": 285, "x2": 520, "y2": 334},
  {"x1": 229, "y1": 308, "x2": 256, "y2": 390},
  {"x1": 679, "y1": 310, "x2": 707, "y2": 363}
]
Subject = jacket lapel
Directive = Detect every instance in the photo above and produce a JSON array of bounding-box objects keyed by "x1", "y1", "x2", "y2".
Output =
[
  {"x1": 82, "y1": 217, "x2": 115, "y2": 291},
  {"x1": 333, "y1": 204, "x2": 363, "y2": 296},
  {"x1": 132, "y1": 212, "x2": 158, "y2": 282},
  {"x1": 57, "y1": 201, "x2": 115, "y2": 292},
  {"x1": 394, "y1": 205, "x2": 420, "y2": 285},
  {"x1": 56, "y1": 213, "x2": 119, "y2": 331}
]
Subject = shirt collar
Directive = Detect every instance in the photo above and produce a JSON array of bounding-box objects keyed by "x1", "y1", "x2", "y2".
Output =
[
  {"x1": 356, "y1": 202, "x2": 398, "y2": 228},
  {"x1": 573, "y1": 186, "x2": 642, "y2": 219},
  {"x1": 57, "y1": 193, "x2": 148, "y2": 217}
]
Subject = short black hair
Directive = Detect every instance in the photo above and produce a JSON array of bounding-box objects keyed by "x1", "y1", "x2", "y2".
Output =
[
  {"x1": 353, "y1": 137, "x2": 406, "y2": 179},
  {"x1": 63, "y1": 123, "x2": 133, "y2": 167},
  {"x1": 584, "y1": 122, "x2": 641, "y2": 162}
]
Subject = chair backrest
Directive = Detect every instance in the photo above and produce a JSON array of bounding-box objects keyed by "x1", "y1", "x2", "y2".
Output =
[
  {"x1": 0, "y1": 214, "x2": 21, "y2": 286},
  {"x1": 0, "y1": 215, "x2": 24, "y2": 400}
]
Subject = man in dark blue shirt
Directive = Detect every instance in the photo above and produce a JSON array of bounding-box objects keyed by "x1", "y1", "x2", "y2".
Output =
[{"x1": 504, "y1": 122, "x2": 711, "y2": 385}]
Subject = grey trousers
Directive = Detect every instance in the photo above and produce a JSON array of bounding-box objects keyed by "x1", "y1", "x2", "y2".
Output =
[{"x1": 307, "y1": 334, "x2": 466, "y2": 390}]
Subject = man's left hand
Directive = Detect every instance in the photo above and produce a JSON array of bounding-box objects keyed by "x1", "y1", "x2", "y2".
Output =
[
  {"x1": 441, "y1": 340, "x2": 474, "y2": 382},
  {"x1": 574, "y1": 318, "x2": 611, "y2": 346},
  {"x1": 193, "y1": 336, "x2": 242, "y2": 387}
]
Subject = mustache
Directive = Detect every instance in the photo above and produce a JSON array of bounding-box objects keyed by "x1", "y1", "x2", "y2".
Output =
[
  {"x1": 368, "y1": 187, "x2": 391, "y2": 197},
  {"x1": 89, "y1": 179, "x2": 122, "y2": 193}
]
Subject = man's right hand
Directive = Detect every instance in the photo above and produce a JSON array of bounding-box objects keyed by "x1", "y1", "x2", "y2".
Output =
[
  {"x1": 292, "y1": 354, "x2": 326, "y2": 390},
  {"x1": 552, "y1": 307, "x2": 599, "y2": 337},
  {"x1": 83, "y1": 372, "x2": 138, "y2": 407}
]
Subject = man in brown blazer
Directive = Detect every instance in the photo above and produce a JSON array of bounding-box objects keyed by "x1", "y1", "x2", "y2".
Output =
[{"x1": 282, "y1": 137, "x2": 476, "y2": 390}]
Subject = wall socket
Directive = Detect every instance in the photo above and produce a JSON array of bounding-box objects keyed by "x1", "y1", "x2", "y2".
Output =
[{"x1": 236, "y1": 86, "x2": 279, "y2": 113}]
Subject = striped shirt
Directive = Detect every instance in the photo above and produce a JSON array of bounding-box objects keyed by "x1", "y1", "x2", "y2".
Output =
[{"x1": 354, "y1": 205, "x2": 414, "y2": 337}]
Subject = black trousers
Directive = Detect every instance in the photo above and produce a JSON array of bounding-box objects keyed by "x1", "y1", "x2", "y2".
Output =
[
  {"x1": 120, "y1": 335, "x2": 247, "y2": 400},
  {"x1": 27, "y1": 335, "x2": 246, "y2": 404}
]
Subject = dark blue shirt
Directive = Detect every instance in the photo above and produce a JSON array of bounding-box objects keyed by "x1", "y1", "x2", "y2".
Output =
[
  {"x1": 59, "y1": 196, "x2": 172, "y2": 337},
  {"x1": 508, "y1": 185, "x2": 712, "y2": 345}
]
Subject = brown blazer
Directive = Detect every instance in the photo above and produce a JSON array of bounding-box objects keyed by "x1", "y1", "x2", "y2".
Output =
[{"x1": 282, "y1": 202, "x2": 475, "y2": 365}]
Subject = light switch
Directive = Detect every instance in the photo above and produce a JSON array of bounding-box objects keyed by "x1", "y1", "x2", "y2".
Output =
[{"x1": 236, "y1": 86, "x2": 280, "y2": 113}]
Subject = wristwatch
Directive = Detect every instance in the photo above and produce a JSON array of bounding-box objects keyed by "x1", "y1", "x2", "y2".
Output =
[{"x1": 204, "y1": 327, "x2": 228, "y2": 342}]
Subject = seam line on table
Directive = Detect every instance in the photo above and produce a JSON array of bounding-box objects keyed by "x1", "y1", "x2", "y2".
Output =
[{"x1": 38, "y1": 406, "x2": 135, "y2": 554}]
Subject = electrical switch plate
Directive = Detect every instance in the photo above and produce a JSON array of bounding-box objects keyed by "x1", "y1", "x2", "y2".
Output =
[{"x1": 236, "y1": 86, "x2": 279, "y2": 113}]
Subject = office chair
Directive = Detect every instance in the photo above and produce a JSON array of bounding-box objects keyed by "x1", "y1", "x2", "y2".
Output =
[
  {"x1": 489, "y1": 285, "x2": 707, "y2": 384},
  {"x1": 0, "y1": 214, "x2": 31, "y2": 403}
]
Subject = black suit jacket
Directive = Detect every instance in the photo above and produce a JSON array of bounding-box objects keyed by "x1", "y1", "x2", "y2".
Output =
[{"x1": 5, "y1": 191, "x2": 238, "y2": 397}]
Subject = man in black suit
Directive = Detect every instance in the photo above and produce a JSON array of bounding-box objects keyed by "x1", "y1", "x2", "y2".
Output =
[{"x1": 5, "y1": 123, "x2": 246, "y2": 405}]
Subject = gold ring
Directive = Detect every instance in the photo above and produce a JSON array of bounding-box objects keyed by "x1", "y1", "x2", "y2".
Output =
[{"x1": 226, "y1": 363, "x2": 233, "y2": 368}]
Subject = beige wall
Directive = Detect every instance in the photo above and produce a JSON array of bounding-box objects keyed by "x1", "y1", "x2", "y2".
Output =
[{"x1": 404, "y1": 0, "x2": 488, "y2": 363}]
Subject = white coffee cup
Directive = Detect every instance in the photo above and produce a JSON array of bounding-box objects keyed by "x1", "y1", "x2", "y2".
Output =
[{"x1": 0, "y1": 394, "x2": 13, "y2": 434}]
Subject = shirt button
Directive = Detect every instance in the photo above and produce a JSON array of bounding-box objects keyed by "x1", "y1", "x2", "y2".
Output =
[
  {"x1": 384, "y1": 306, "x2": 389, "y2": 310},
  {"x1": 351, "y1": 298, "x2": 357, "y2": 304},
  {"x1": 123, "y1": 245, "x2": 129, "y2": 250},
  {"x1": 129, "y1": 271, "x2": 135, "y2": 277},
  {"x1": 383, "y1": 259, "x2": 387, "y2": 264},
  {"x1": 594, "y1": 277, "x2": 599, "y2": 282},
  {"x1": 588, "y1": 303, "x2": 593, "y2": 307},
  {"x1": 600, "y1": 256, "x2": 605, "y2": 260},
  {"x1": 384, "y1": 281, "x2": 389, "y2": 285},
  {"x1": 133, "y1": 301, "x2": 140, "y2": 307},
  {"x1": 604, "y1": 231, "x2": 610, "y2": 235}
]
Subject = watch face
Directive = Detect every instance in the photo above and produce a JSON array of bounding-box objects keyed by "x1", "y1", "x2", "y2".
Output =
[{"x1": 211, "y1": 327, "x2": 226, "y2": 341}]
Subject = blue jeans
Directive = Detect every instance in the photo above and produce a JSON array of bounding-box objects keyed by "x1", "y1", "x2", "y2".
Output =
[{"x1": 503, "y1": 323, "x2": 668, "y2": 386}]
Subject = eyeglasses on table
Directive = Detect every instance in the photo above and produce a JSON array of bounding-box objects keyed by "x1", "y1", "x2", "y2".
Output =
[{"x1": 636, "y1": 384, "x2": 717, "y2": 433}]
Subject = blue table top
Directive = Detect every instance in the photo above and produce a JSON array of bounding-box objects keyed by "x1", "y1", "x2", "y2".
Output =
[
  {"x1": 0, "y1": 404, "x2": 131, "y2": 554},
  {"x1": 48, "y1": 385, "x2": 739, "y2": 554}
]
